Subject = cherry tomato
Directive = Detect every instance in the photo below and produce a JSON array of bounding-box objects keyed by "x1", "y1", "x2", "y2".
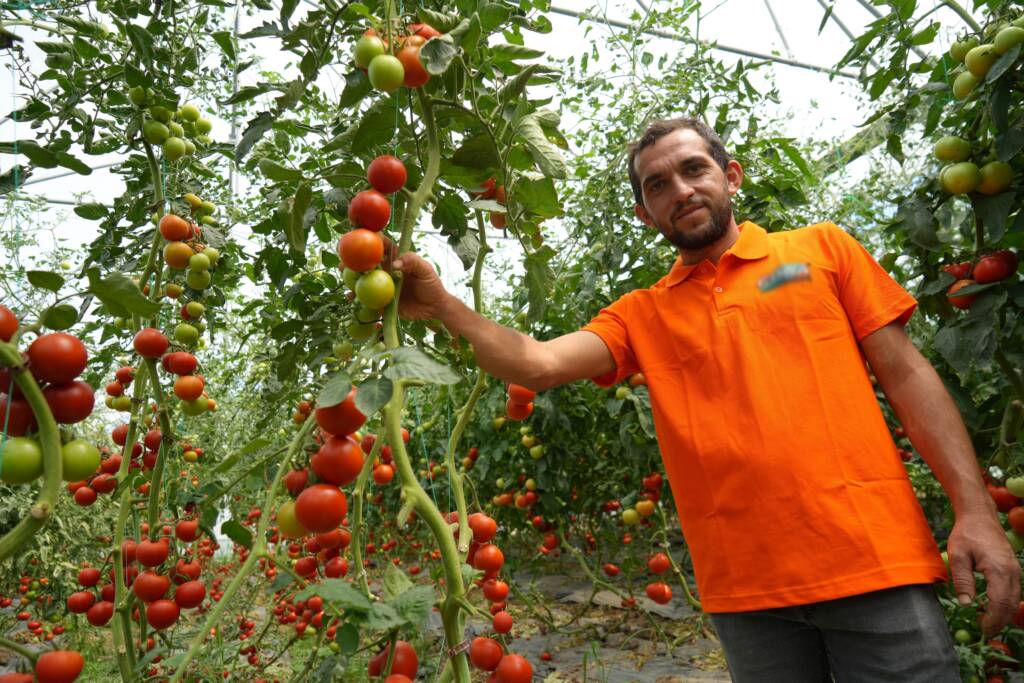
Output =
[
  {"x1": 173, "y1": 375, "x2": 205, "y2": 401},
  {"x1": 367, "y1": 155, "x2": 407, "y2": 194},
  {"x1": 469, "y1": 636, "x2": 503, "y2": 671},
  {"x1": 146, "y1": 599, "x2": 179, "y2": 629},
  {"x1": 647, "y1": 552, "x2": 671, "y2": 575},
  {"x1": 0, "y1": 437, "x2": 43, "y2": 484},
  {"x1": 468, "y1": 513, "x2": 498, "y2": 543},
  {"x1": 175, "y1": 519, "x2": 199, "y2": 542},
  {"x1": 0, "y1": 304, "x2": 18, "y2": 341},
  {"x1": 645, "y1": 581, "x2": 673, "y2": 604},
  {"x1": 86, "y1": 600, "x2": 114, "y2": 626},
  {"x1": 66, "y1": 591, "x2": 95, "y2": 614},
  {"x1": 947, "y1": 279, "x2": 977, "y2": 309},
  {"x1": 62, "y1": 439, "x2": 100, "y2": 482},
  {"x1": 133, "y1": 328, "x2": 169, "y2": 358},
  {"x1": 159, "y1": 214, "x2": 191, "y2": 241},
  {"x1": 174, "y1": 580, "x2": 206, "y2": 609},
  {"x1": 348, "y1": 190, "x2": 391, "y2": 231},
  {"x1": 0, "y1": 394, "x2": 36, "y2": 436},
  {"x1": 974, "y1": 250, "x2": 1018, "y2": 283},
  {"x1": 397, "y1": 45, "x2": 430, "y2": 88},
  {"x1": 495, "y1": 654, "x2": 533, "y2": 683},
  {"x1": 505, "y1": 399, "x2": 533, "y2": 421},
  {"x1": 338, "y1": 229, "x2": 384, "y2": 273},
  {"x1": 133, "y1": 571, "x2": 170, "y2": 602},
  {"x1": 507, "y1": 384, "x2": 536, "y2": 404},
  {"x1": 294, "y1": 484, "x2": 348, "y2": 533},
  {"x1": 311, "y1": 435, "x2": 364, "y2": 486},
  {"x1": 315, "y1": 388, "x2": 366, "y2": 436},
  {"x1": 372, "y1": 463, "x2": 394, "y2": 485},
  {"x1": 28, "y1": 333, "x2": 88, "y2": 384},
  {"x1": 473, "y1": 544, "x2": 505, "y2": 572},
  {"x1": 34, "y1": 650, "x2": 84, "y2": 683},
  {"x1": 136, "y1": 540, "x2": 170, "y2": 567},
  {"x1": 368, "y1": 640, "x2": 418, "y2": 678}
]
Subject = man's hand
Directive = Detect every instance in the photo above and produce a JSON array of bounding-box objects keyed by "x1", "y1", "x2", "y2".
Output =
[
  {"x1": 390, "y1": 249, "x2": 453, "y2": 321},
  {"x1": 947, "y1": 512, "x2": 1021, "y2": 636}
]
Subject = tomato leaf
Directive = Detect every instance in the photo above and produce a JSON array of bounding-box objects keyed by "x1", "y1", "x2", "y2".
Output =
[
  {"x1": 524, "y1": 247, "x2": 555, "y2": 322},
  {"x1": 448, "y1": 230, "x2": 480, "y2": 270},
  {"x1": 288, "y1": 182, "x2": 313, "y2": 253},
  {"x1": 27, "y1": 270, "x2": 64, "y2": 292},
  {"x1": 73, "y1": 202, "x2": 108, "y2": 220},
  {"x1": 318, "y1": 372, "x2": 352, "y2": 408},
  {"x1": 490, "y1": 43, "x2": 544, "y2": 62},
  {"x1": 220, "y1": 520, "x2": 252, "y2": 549},
  {"x1": 515, "y1": 177, "x2": 561, "y2": 219},
  {"x1": 388, "y1": 585, "x2": 435, "y2": 628},
  {"x1": 297, "y1": 579, "x2": 372, "y2": 612},
  {"x1": 211, "y1": 30, "x2": 236, "y2": 60},
  {"x1": 417, "y1": 7, "x2": 462, "y2": 32},
  {"x1": 338, "y1": 70, "x2": 371, "y2": 109},
  {"x1": 892, "y1": 197, "x2": 939, "y2": 249},
  {"x1": 451, "y1": 134, "x2": 500, "y2": 170},
  {"x1": 420, "y1": 35, "x2": 459, "y2": 76},
  {"x1": 515, "y1": 112, "x2": 568, "y2": 179},
  {"x1": 212, "y1": 437, "x2": 271, "y2": 475},
  {"x1": 259, "y1": 158, "x2": 304, "y2": 183},
  {"x1": 351, "y1": 97, "x2": 398, "y2": 153},
  {"x1": 382, "y1": 563, "x2": 413, "y2": 599},
  {"x1": 384, "y1": 348, "x2": 462, "y2": 385},
  {"x1": 354, "y1": 377, "x2": 392, "y2": 416},
  {"x1": 987, "y1": 44, "x2": 1020, "y2": 84},
  {"x1": 975, "y1": 191, "x2": 1016, "y2": 243},
  {"x1": 364, "y1": 602, "x2": 404, "y2": 630},
  {"x1": 478, "y1": 3, "x2": 512, "y2": 32},
  {"x1": 125, "y1": 24, "x2": 154, "y2": 63},
  {"x1": 86, "y1": 269, "x2": 162, "y2": 318},
  {"x1": 335, "y1": 623, "x2": 359, "y2": 655},
  {"x1": 235, "y1": 111, "x2": 275, "y2": 162}
]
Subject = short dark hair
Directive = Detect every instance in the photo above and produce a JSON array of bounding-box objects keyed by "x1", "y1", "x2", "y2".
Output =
[{"x1": 626, "y1": 117, "x2": 731, "y2": 207}]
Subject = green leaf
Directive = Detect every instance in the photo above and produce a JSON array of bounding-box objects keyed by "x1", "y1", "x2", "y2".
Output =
[
  {"x1": 417, "y1": 8, "x2": 462, "y2": 32},
  {"x1": 448, "y1": 230, "x2": 480, "y2": 270},
  {"x1": 516, "y1": 112, "x2": 568, "y2": 179},
  {"x1": 893, "y1": 197, "x2": 939, "y2": 249},
  {"x1": 498, "y1": 64, "x2": 539, "y2": 104},
  {"x1": 817, "y1": 4, "x2": 833, "y2": 34},
  {"x1": 271, "y1": 319, "x2": 304, "y2": 341},
  {"x1": 455, "y1": 15, "x2": 481, "y2": 53},
  {"x1": 451, "y1": 134, "x2": 499, "y2": 170},
  {"x1": 27, "y1": 270, "x2": 64, "y2": 292},
  {"x1": 220, "y1": 84, "x2": 273, "y2": 105},
  {"x1": 41, "y1": 304, "x2": 77, "y2": 330},
  {"x1": 211, "y1": 30, "x2": 236, "y2": 60},
  {"x1": 86, "y1": 269, "x2": 162, "y2": 318},
  {"x1": 987, "y1": 44, "x2": 1020, "y2": 84},
  {"x1": 515, "y1": 177, "x2": 561, "y2": 218},
  {"x1": 384, "y1": 348, "x2": 462, "y2": 385},
  {"x1": 288, "y1": 182, "x2": 313, "y2": 253},
  {"x1": 364, "y1": 602, "x2": 404, "y2": 630},
  {"x1": 14, "y1": 140, "x2": 58, "y2": 168},
  {"x1": 420, "y1": 35, "x2": 459, "y2": 75},
  {"x1": 382, "y1": 563, "x2": 413, "y2": 599},
  {"x1": 352, "y1": 97, "x2": 398, "y2": 153},
  {"x1": 525, "y1": 247, "x2": 555, "y2": 322},
  {"x1": 479, "y1": 3, "x2": 512, "y2": 31},
  {"x1": 490, "y1": 43, "x2": 544, "y2": 62},
  {"x1": 220, "y1": 520, "x2": 252, "y2": 549},
  {"x1": 236, "y1": 111, "x2": 276, "y2": 162},
  {"x1": 975, "y1": 191, "x2": 1016, "y2": 243},
  {"x1": 125, "y1": 24, "x2": 154, "y2": 63},
  {"x1": 336, "y1": 623, "x2": 359, "y2": 655},
  {"x1": 297, "y1": 579, "x2": 372, "y2": 611},
  {"x1": 55, "y1": 152, "x2": 91, "y2": 175},
  {"x1": 432, "y1": 192, "x2": 469, "y2": 236},
  {"x1": 339, "y1": 70, "x2": 371, "y2": 109},
  {"x1": 318, "y1": 373, "x2": 352, "y2": 408},
  {"x1": 72, "y1": 36, "x2": 100, "y2": 60},
  {"x1": 995, "y1": 129, "x2": 1024, "y2": 162},
  {"x1": 388, "y1": 584, "x2": 435, "y2": 627},
  {"x1": 354, "y1": 377, "x2": 392, "y2": 416},
  {"x1": 259, "y1": 158, "x2": 304, "y2": 182},
  {"x1": 213, "y1": 437, "x2": 272, "y2": 475},
  {"x1": 74, "y1": 203, "x2": 107, "y2": 220}
]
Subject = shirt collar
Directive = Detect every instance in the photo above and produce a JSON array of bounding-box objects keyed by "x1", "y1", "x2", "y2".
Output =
[{"x1": 664, "y1": 221, "x2": 769, "y2": 287}]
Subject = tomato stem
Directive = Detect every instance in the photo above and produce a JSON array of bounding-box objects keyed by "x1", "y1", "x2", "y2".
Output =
[
  {"x1": 349, "y1": 431, "x2": 383, "y2": 598},
  {"x1": 0, "y1": 634, "x2": 38, "y2": 663}
]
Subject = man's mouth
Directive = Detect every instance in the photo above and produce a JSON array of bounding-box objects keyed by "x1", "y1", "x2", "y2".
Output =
[{"x1": 674, "y1": 203, "x2": 704, "y2": 222}]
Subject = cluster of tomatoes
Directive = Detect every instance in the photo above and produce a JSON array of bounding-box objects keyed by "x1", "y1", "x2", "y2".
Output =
[
  {"x1": 503, "y1": 383, "x2": 535, "y2": 422},
  {"x1": 943, "y1": 249, "x2": 1019, "y2": 309},
  {"x1": 338, "y1": 154, "x2": 408, "y2": 344},
  {"x1": 136, "y1": 93, "x2": 214, "y2": 163},
  {"x1": 471, "y1": 176, "x2": 509, "y2": 229},
  {"x1": 0, "y1": 312, "x2": 103, "y2": 494},
  {"x1": 352, "y1": 22, "x2": 440, "y2": 93},
  {"x1": 159, "y1": 209, "x2": 221, "y2": 301}
]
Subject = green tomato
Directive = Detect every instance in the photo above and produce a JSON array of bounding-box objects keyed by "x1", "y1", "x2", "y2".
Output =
[
  {"x1": 175, "y1": 323, "x2": 200, "y2": 345},
  {"x1": 994, "y1": 26, "x2": 1024, "y2": 54},
  {"x1": 939, "y1": 162, "x2": 981, "y2": 195},
  {"x1": 615, "y1": 386, "x2": 631, "y2": 400},
  {"x1": 129, "y1": 86, "x2": 148, "y2": 106},
  {"x1": 61, "y1": 439, "x2": 101, "y2": 482},
  {"x1": 355, "y1": 270, "x2": 395, "y2": 309},
  {"x1": 194, "y1": 118, "x2": 212, "y2": 135},
  {"x1": 353, "y1": 35, "x2": 387, "y2": 69},
  {"x1": 1, "y1": 437, "x2": 43, "y2": 484},
  {"x1": 347, "y1": 321, "x2": 377, "y2": 342},
  {"x1": 201, "y1": 247, "x2": 220, "y2": 265},
  {"x1": 186, "y1": 269, "x2": 212, "y2": 290},
  {"x1": 964, "y1": 44, "x2": 998, "y2": 78},
  {"x1": 179, "y1": 103, "x2": 200, "y2": 122},
  {"x1": 332, "y1": 341, "x2": 354, "y2": 361},
  {"x1": 180, "y1": 396, "x2": 210, "y2": 416},
  {"x1": 143, "y1": 120, "x2": 169, "y2": 145},
  {"x1": 189, "y1": 252, "x2": 211, "y2": 272},
  {"x1": 368, "y1": 55, "x2": 405, "y2": 93},
  {"x1": 952, "y1": 71, "x2": 979, "y2": 100},
  {"x1": 168, "y1": 121, "x2": 184, "y2": 138},
  {"x1": 343, "y1": 268, "x2": 361, "y2": 292},
  {"x1": 622, "y1": 509, "x2": 640, "y2": 526},
  {"x1": 197, "y1": 200, "x2": 216, "y2": 217},
  {"x1": 492, "y1": 417, "x2": 506, "y2": 430},
  {"x1": 184, "y1": 140, "x2": 196, "y2": 156},
  {"x1": 186, "y1": 301, "x2": 206, "y2": 319},
  {"x1": 354, "y1": 305, "x2": 382, "y2": 324},
  {"x1": 954, "y1": 629, "x2": 973, "y2": 645},
  {"x1": 277, "y1": 500, "x2": 308, "y2": 538},
  {"x1": 149, "y1": 105, "x2": 172, "y2": 123},
  {"x1": 933, "y1": 136, "x2": 971, "y2": 163},
  {"x1": 1006, "y1": 477, "x2": 1024, "y2": 498},
  {"x1": 112, "y1": 395, "x2": 132, "y2": 411},
  {"x1": 163, "y1": 137, "x2": 187, "y2": 162},
  {"x1": 949, "y1": 37, "x2": 978, "y2": 62},
  {"x1": 529, "y1": 444, "x2": 544, "y2": 460}
]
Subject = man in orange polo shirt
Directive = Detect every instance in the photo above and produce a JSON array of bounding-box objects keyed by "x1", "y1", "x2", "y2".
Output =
[{"x1": 392, "y1": 117, "x2": 1019, "y2": 680}]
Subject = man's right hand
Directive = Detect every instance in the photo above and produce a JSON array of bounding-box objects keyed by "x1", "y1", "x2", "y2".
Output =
[{"x1": 390, "y1": 250, "x2": 453, "y2": 321}]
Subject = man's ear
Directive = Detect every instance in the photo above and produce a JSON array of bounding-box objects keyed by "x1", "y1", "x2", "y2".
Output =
[
  {"x1": 726, "y1": 160, "x2": 744, "y2": 196},
  {"x1": 635, "y1": 204, "x2": 653, "y2": 226}
]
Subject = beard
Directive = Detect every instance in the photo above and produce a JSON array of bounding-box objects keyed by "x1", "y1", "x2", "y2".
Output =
[{"x1": 655, "y1": 192, "x2": 733, "y2": 251}]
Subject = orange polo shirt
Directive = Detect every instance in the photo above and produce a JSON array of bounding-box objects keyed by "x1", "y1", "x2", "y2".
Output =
[{"x1": 583, "y1": 221, "x2": 947, "y2": 613}]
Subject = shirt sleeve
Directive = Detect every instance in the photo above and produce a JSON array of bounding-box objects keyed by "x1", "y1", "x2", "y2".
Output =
[
  {"x1": 580, "y1": 294, "x2": 641, "y2": 387},
  {"x1": 821, "y1": 222, "x2": 918, "y2": 341}
]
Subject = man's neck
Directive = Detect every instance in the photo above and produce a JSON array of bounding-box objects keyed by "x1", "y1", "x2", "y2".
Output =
[{"x1": 678, "y1": 218, "x2": 741, "y2": 266}]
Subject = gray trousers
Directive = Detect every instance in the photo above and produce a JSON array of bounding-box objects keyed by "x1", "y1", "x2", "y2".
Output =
[{"x1": 709, "y1": 584, "x2": 961, "y2": 682}]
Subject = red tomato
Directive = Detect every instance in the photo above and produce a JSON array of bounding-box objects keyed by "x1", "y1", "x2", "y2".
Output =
[
  {"x1": 66, "y1": 591, "x2": 95, "y2": 614},
  {"x1": 294, "y1": 556, "x2": 318, "y2": 577},
  {"x1": 74, "y1": 486, "x2": 97, "y2": 506},
  {"x1": 164, "y1": 351, "x2": 198, "y2": 375},
  {"x1": 990, "y1": 486, "x2": 1020, "y2": 513},
  {"x1": 86, "y1": 600, "x2": 114, "y2": 626},
  {"x1": 43, "y1": 380, "x2": 95, "y2": 424},
  {"x1": 495, "y1": 653, "x2": 533, "y2": 683},
  {"x1": 474, "y1": 544, "x2": 505, "y2": 572},
  {"x1": 947, "y1": 279, "x2": 977, "y2": 309},
  {"x1": 367, "y1": 155, "x2": 407, "y2": 194},
  {"x1": 941, "y1": 262, "x2": 971, "y2": 280},
  {"x1": 133, "y1": 328, "x2": 169, "y2": 358},
  {"x1": 645, "y1": 582, "x2": 672, "y2": 604},
  {"x1": 34, "y1": 650, "x2": 84, "y2": 683},
  {"x1": 146, "y1": 599, "x2": 179, "y2": 629},
  {"x1": 136, "y1": 540, "x2": 170, "y2": 567},
  {"x1": 175, "y1": 519, "x2": 199, "y2": 542},
  {"x1": 507, "y1": 384, "x2": 536, "y2": 404},
  {"x1": 311, "y1": 435, "x2": 364, "y2": 486},
  {"x1": 78, "y1": 567, "x2": 100, "y2": 587},
  {"x1": 115, "y1": 366, "x2": 134, "y2": 385},
  {"x1": 603, "y1": 563, "x2": 620, "y2": 577},
  {"x1": 368, "y1": 640, "x2": 419, "y2": 678},
  {"x1": 133, "y1": 571, "x2": 170, "y2": 602},
  {"x1": 397, "y1": 45, "x2": 429, "y2": 87},
  {"x1": 284, "y1": 468, "x2": 308, "y2": 496},
  {"x1": 974, "y1": 250, "x2": 1018, "y2": 283},
  {"x1": 324, "y1": 556, "x2": 348, "y2": 578},
  {"x1": 483, "y1": 579, "x2": 509, "y2": 603},
  {"x1": 338, "y1": 229, "x2": 384, "y2": 273},
  {"x1": 173, "y1": 375, "x2": 205, "y2": 401},
  {"x1": 505, "y1": 400, "x2": 533, "y2": 421},
  {"x1": 159, "y1": 214, "x2": 191, "y2": 241},
  {"x1": 469, "y1": 636, "x2": 503, "y2": 671},
  {"x1": 492, "y1": 611, "x2": 513, "y2": 634},
  {"x1": 28, "y1": 333, "x2": 88, "y2": 384},
  {"x1": 174, "y1": 580, "x2": 206, "y2": 609},
  {"x1": 647, "y1": 552, "x2": 671, "y2": 575},
  {"x1": 643, "y1": 472, "x2": 663, "y2": 491},
  {"x1": 0, "y1": 394, "x2": 36, "y2": 436},
  {"x1": 315, "y1": 388, "x2": 367, "y2": 436},
  {"x1": 409, "y1": 22, "x2": 442, "y2": 39},
  {"x1": 348, "y1": 189, "x2": 391, "y2": 231},
  {"x1": 383, "y1": 676, "x2": 413, "y2": 683},
  {"x1": 373, "y1": 463, "x2": 395, "y2": 485},
  {"x1": 469, "y1": 513, "x2": 498, "y2": 543},
  {"x1": 294, "y1": 484, "x2": 348, "y2": 533},
  {"x1": 0, "y1": 304, "x2": 17, "y2": 341},
  {"x1": 1009, "y1": 507, "x2": 1024, "y2": 534}
]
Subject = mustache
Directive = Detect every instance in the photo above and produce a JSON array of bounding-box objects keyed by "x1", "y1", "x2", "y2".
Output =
[{"x1": 672, "y1": 201, "x2": 704, "y2": 221}]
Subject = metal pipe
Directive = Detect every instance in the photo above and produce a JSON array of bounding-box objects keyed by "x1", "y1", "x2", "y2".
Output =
[{"x1": 762, "y1": 0, "x2": 793, "y2": 56}]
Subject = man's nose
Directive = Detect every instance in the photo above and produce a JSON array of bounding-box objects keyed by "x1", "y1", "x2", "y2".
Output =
[{"x1": 667, "y1": 175, "x2": 696, "y2": 204}]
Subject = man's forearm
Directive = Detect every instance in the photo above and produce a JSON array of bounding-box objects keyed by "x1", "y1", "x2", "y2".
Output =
[
  {"x1": 437, "y1": 294, "x2": 548, "y2": 388},
  {"x1": 882, "y1": 357, "x2": 994, "y2": 519}
]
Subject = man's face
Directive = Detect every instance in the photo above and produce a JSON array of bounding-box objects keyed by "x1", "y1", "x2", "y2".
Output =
[{"x1": 633, "y1": 129, "x2": 743, "y2": 250}]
